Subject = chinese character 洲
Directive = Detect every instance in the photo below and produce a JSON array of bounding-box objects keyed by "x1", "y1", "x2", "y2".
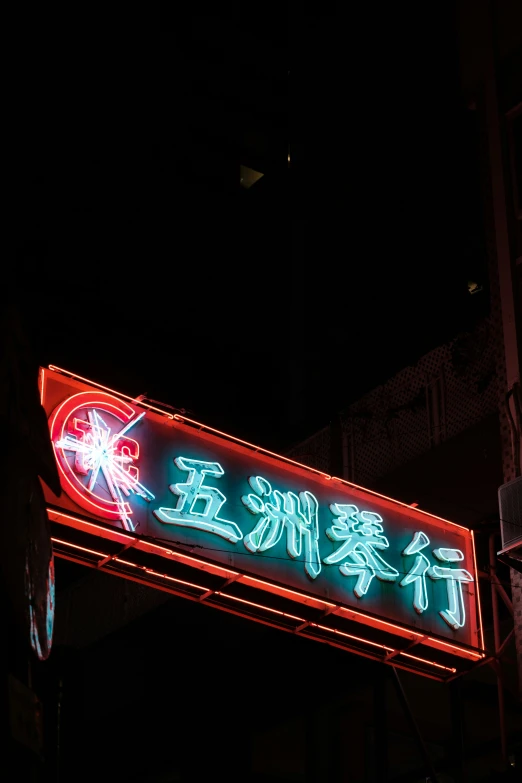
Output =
[{"x1": 241, "y1": 476, "x2": 321, "y2": 580}]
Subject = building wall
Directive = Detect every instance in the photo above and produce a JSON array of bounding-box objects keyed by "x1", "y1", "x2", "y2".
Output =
[{"x1": 287, "y1": 316, "x2": 501, "y2": 489}]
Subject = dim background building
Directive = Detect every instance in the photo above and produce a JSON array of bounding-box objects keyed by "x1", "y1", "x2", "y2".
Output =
[{"x1": 287, "y1": 1, "x2": 522, "y2": 778}]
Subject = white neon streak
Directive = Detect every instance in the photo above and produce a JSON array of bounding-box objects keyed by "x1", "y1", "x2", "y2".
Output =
[
  {"x1": 56, "y1": 407, "x2": 154, "y2": 531},
  {"x1": 400, "y1": 531, "x2": 430, "y2": 614}
]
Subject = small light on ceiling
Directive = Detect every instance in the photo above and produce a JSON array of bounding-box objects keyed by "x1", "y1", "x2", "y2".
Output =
[
  {"x1": 240, "y1": 165, "x2": 263, "y2": 189},
  {"x1": 467, "y1": 280, "x2": 483, "y2": 295}
]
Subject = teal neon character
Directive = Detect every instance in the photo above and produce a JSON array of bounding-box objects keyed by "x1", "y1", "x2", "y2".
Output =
[
  {"x1": 241, "y1": 476, "x2": 321, "y2": 580},
  {"x1": 401, "y1": 532, "x2": 474, "y2": 629},
  {"x1": 428, "y1": 547, "x2": 474, "y2": 630},
  {"x1": 400, "y1": 531, "x2": 430, "y2": 614},
  {"x1": 323, "y1": 504, "x2": 399, "y2": 598},
  {"x1": 153, "y1": 457, "x2": 243, "y2": 543}
]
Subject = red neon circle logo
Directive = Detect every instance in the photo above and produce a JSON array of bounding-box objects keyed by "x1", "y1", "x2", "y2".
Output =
[{"x1": 49, "y1": 391, "x2": 154, "y2": 531}]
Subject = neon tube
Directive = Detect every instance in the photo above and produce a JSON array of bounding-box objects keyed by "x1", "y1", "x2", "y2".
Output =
[
  {"x1": 142, "y1": 568, "x2": 208, "y2": 591},
  {"x1": 240, "y1": 575, "x2": 336, "y2": 607},
  {"x1": 336, "y1": 606, "x2": 424, "y2": 637},
  {"x1": 48, "y1": 365, "x2": 470, "y2": 532},
  {"x1": 48, "y1": 365, "x2": 174, "y2": 419},
  {"x1": 471, "y1": 529, "x2": 486, "y2": 653},
  {"x1": 426, "y1": 637, "x2": 482, "y2": 658},
  {"x1": 216, "y1": 592, "x2": 306, "y2": 622},
  {"x1": 51, "y1": 537, "x2": 108, "y2": 558},
  {"x1": 48, "y1": 510, "x2": 135, "y2": 541},
  {"x1": 39, "y1": 367, "x2": 46, "y2": 405},
  {"x1": 48, "y1": 511, "x2": 480, "y2": 660},
  {"x1": 399, "y1": 651, "x2": 456, "y2": 673},
  {"x1": 311, "y1": 623, "x2": 395, "y2": 652}
]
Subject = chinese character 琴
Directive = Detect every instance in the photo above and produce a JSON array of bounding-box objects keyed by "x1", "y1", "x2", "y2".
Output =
[{"x1": 323, "y1": 504, "x2": 398, "y2": 597}]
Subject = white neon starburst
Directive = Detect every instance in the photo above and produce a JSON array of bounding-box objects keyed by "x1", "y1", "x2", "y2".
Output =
[{"x1": 56, "y1": 408, "x2": 154, "y2": 531}]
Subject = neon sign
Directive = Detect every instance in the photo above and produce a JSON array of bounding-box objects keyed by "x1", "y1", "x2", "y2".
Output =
[
  {"x1": 49, "y1": 391, "x2": 154, "y2": 531},
  {"x1": 42, "y1": 368, "x2": 483, "y2": 654}
]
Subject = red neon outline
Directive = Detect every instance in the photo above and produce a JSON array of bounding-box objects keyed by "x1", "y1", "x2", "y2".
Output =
[
  {"x1": 425, "y1": 637, "x2": 482, "y2": 659},
  {"x1": 173, "y1": 413, "x2": 332, "y2": 480},
  {"x1": 48, "y1": 509, "x2": 483, "y2": 660},
  {"x1": 39, "y1": 367, "x2": 46, "y2": 405},
  {"x1": 241, "y1": 575, "x2": 336, "y2": 608},
  {"x1": 399, "y1": 651, "x2": 456, "y2": 673},
  {"x1": 216, "y1": 592, "x2": 306, "y2": 622},
  {"x1": 471, "y1": 529, "x2": 486, "y2": 653},
  {"x1": 48, "y1": 365, "x2": 174, "y2": 418},
  {"x1": 138, "y1": 540, "x2": 239, "y2": 577},
  {"x1": 50, "y1": 545, "x2": 451, "y2": 680},
  {"x1": 51, "y1": 537, "x2": 108, "y2": 558},
  {"x1": 50, "y1": 528, "x2": 465, "y2": 675},
  {"x1": 48, "y1": 510, "x2": 135, "y2": 541},
  {"x1": 173, "y1": 414, "x2": 470, "y2": 532},
  {"x1": 47, "y1": 509, "x2": 238, "y2": 578},
  {"x1": 142, "y1": 568, "x2": 208, "y2": 591},
  {"x1": 49, "y1": 391, "x2": 142, "y2": 521},
  {"x1": 47, "y1": 365, "x2": 471, "y2": 533},
  {"x1": 311, "y1": 622, "x2": 394, "y2": 652},
  {"x1": 313, "y1": 624, "x2": 456, "y2": 672},
  {"x1": 336, "y1": 606, "x2": 424, "y2": 638}
]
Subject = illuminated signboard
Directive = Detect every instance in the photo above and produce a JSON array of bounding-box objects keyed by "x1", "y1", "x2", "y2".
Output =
[{"x1": 41, "y1": 366, "x2": 485, "y2": 680}]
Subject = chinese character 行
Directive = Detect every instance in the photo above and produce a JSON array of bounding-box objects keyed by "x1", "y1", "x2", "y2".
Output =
[
  {"x1": 428, "y1": 547, "x2": 473, "y2": 630},
  {"x1": 400, "y1": 532, "x2": 474, "y2": 629},
  {"x1": 400, "y1": 531, "x2": 430, "y2": 614}
]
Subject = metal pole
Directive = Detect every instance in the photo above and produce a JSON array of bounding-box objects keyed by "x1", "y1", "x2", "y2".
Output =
[
  {"x1": 489, "y1": 532, "x2": 507, "y2": 765},
  {"x1": 391, "y1": 667, "x2": 439, "y2": 782},
  {"x1": 449, "y1": 679, "x2": 467, "y2": 782},
  {"x1": 374, "y1": 665, "x2": 389, "y2": 781}
]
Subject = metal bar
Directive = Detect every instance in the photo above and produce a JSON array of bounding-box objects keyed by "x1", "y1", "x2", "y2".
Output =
[
  {"x1": 489, "y1": 533, "x2": 508, "y2": 765},
  {"x1": 374, "y1": 666, "x2": 388, "y2": 781},
  {"x1": 52, "y1": 550, "x2": 446, "y2": 681},
  {"x1": 391, "y1": 667, "x2": 440, "y2": 782},
  {"x1": 450, "y1": 679, "x2": 467, "y2": 782},
  {"x1": 445, "y1": 655, "x2": 495, "y2": 683},
  {"x1": 295, "y1": 605, "x2": 335, "y2": 633},
  {"x1": 478, "y1": 567, "x2": 514, "y2": 614},
  {"x1": 384, "y1": 636, "x2": 425, "y2": 661},
  {"x1": 492, "y1": 574, "x2": 514, "y2": 615},
  {"x1": 96, "y1": 538, "x2": 138, "y2": 569},
  {"x1": 497, "y1": 627, "x2": 515, "y2": 657},
  {"x1": 199, "y1": 573, "x2": 240, "y2": 602},
  {"x1": 497, "y1": 553, "x2": 522, "y2": 578}
]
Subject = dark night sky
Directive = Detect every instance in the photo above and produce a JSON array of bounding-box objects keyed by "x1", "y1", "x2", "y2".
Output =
[{"x1": 10, "y1": 7, "x2": 488, "y2": 455}]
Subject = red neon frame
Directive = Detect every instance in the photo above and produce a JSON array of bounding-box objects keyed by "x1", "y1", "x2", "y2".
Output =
[
  {"x1": 49, "y1": 391, "x2": 142, "y2": 521},
  {"x1": 49, "y1": 531, "x2": 460, "y2": 677},
  {"x1": 48, "y1": 508, "x2": 484, "y2": 664},
  {"x1": 41, "y1": 366, "x2": 486, "y2": 669},
  {"x1": 42, "y1": 366, "x2": 471, "y2": 532}
]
